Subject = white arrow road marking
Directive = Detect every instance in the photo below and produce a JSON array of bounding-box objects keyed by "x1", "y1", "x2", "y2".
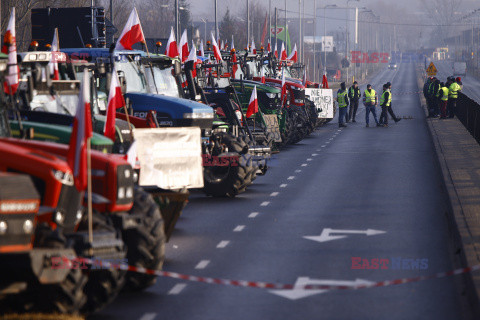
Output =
[
  {"x1": 304, "y1": 228, "x2": 387, "y2": 243},
  {"x1": 270, "y1": 277, "x2": 375, "y2": 300}
]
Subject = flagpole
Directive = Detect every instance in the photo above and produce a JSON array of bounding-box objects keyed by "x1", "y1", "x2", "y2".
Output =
[
  {"x1": 87, "y1": 138, "x2": 93, "y2": 256},
  {"x1": 123, "y1": 105, "x2": 134, "y2": 140}
]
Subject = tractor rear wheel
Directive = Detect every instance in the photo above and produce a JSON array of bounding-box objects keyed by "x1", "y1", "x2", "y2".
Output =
[{"x1": 122, "y1": 187, "x2": 165, "y2": 291}]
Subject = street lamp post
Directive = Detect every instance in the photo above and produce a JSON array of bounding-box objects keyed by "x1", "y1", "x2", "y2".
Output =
[{"x1": 313, "y1": 0, "x2": 316, "y2": 82}]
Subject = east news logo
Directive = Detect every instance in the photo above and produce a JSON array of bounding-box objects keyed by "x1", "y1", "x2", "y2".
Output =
[{"x1": 351, "y1": 257, "x2": 429, "y2": 270}]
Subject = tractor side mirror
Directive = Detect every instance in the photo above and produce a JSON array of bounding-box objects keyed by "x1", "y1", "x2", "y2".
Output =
[{"x1": 117, "y1": 70, "x2": 127, "y2": 94}]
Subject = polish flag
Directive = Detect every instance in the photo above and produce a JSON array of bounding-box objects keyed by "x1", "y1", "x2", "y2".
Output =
[
  {"x1": 267, "y1": 39, "x2": 271, "y2": 53},
  {"x1": 199, "y1": 40, "x2": 205, "y2": 57},
  {"x1": 179, "y1": 29, "x2": 189, "y2": 62},
  {"x1": 274, "y1": 42, "x2": 278, "y2": 58},
  {"x1": 246, "y1": 85, "x2": 259, "y2": 118},
  {"x1": 231, "y1": 35, "x2": 235, "y2": 50},
  {"x1": 187, "y1": 43, "x2": 197, "y2": 63},
  {"x1": 125, "y1": 141, "x2": 137, "y2": 168},
  {"x1": 231, "y1": 50, "x2": 238, "y2": 78},
  {"x1": 322, "y1": 74, "x2": 329, "y2": 89},
  {"x1": 221, "y1": 40, "x2": 225, "y2": 51},
  {"x1": 67, "y1": 72, "x2": 93, "y2": 192},
  {"x1": 260, "y1": 67, "x2": 265, "y2": 84},
  {"x1": 104, "y1": 67, "x2": 125, "y2": 141},
  {"x1": 281, "y1": 69, "x2": 287, "y2": 104},
  {"x1": 49, "y1": 29, "x2": 60, "y2": 80},
  {"x1": 287, "y1": 43, "x2": 298, "y2": 63},
  {"x1": 165, "y1": 27, "x2": 179, "y2": 58},
  {"x1": 115, "y1": 8, "x2": 145, "y2": 50},
  {"x1": 251, "y1": 40, "x2": 256, "y2": 54},
  {"x1": 211, "y1": 33, "x2": 222, "y2": 61},
  {"x1": 280, "y1": 42, "x2": 287, "y2": 60},
  {"x1": 2, "y1": 8, "x2": 19, "y2": 95}
]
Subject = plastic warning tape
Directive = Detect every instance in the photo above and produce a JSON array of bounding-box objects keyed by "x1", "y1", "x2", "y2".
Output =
[
  {"x1": 392, "y1": 91, "x2": 422, "y2": 96},
  {"x1": 77, "y1": 258, "x2": 480, "y2": 291}
]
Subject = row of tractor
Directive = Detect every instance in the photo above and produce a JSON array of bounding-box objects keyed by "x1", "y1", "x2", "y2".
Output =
[{"x1": 0, "y1": 13, "x2": 335, "y2": 317}]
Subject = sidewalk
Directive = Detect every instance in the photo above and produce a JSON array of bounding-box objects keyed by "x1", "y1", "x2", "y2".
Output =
[{"x1": 416, "y1": 67, "x2": 480, "y2": 317}]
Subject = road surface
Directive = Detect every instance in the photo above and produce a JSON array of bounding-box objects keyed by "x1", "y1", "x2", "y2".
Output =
[{"x1": 90, "y1": 62, "x2": 463, "y2": 320}]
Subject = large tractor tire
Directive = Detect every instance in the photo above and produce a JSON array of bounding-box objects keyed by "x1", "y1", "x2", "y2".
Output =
[
  {"x1": 77, "y1": 212, "x2": 126, "y2": 314},
  {"x1": 122, "y1": 187, "x2": 166, "y2": 291},
  {"x1": 13, "y1": 225, "x2": 88, "y2": 315},
  {"x1": 203, "y1": 132, "x2": 252, "y2": 197}
]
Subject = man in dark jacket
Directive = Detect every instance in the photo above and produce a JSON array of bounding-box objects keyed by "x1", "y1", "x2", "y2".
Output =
[
  {"x1": 386, "y1": 82, "x2": 401, "y2": 123},
  {"x1": 347, "y1": 81, "x2": 361, "y2": 123}
]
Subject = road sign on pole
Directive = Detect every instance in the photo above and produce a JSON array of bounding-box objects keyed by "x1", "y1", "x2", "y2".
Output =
[{"x1": 426, "y1": 62, "x2": 437, "y2": 76}]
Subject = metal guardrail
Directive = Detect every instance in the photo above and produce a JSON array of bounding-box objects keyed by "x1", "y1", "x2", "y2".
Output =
[{"x1": 456, "y1": 92, "x2": 480, "y2": 144}]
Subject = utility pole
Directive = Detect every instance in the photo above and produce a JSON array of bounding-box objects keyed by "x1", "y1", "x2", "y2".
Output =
[
  {"x1": 302, "y1": 0, "x2": 305, "y2": 63},
  {"x1": 109, "y1": 0, "x2": 113, "y2": 44},
  {"x1": 313, "y1": 0, "x2": 316, "y2": 82},
  {"x1": 175, "y1": 0, "x2": 179, "y2": 42},
  {"x1": 247, "y1": 0, "x2": 250, "y2": 45},
  {"x1": 285, "y1": 0, "x2": 287, "y2": 30},
  {"x1": 269, "y1": 0, "x2": 272, "y2": 47},
  {"x1": 324, "y1": 6, "x2": 326, "y2": 75},
  {"x1": 299, "y1": 0, "x2": 301, "y2": 63},
  {"x1": 214, "y1": 0, "x2": 218, "y2": 41},
  {"x1": 275, "y1": 7, "x2": 278, "y2": 52}
]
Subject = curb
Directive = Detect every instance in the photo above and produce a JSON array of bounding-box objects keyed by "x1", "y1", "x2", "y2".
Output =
[{"x1": 415, "y1": 66, "x2": 480, "y2": 319}]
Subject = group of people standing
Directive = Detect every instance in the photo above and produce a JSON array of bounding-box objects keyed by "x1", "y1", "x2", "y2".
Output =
[
  {"x1": 423, "y1": 76, "x2": 462, "y2": 119},
  {"x1": 337, "y1": 81, "x2": 402, "y2": 128}
]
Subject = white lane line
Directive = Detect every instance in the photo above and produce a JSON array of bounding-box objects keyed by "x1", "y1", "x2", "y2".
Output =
[
  {"x1": 168, "y1": 284, "x2": 187, "y2": 295},
  {"x1": 301, "y1": 163, "x2": 308, "y2": 167},
  {"x1": 312, "y1": 153, "x2": 319, "y2": 156},
  {"x1": 248, "y1": 212, "x2": 259, "y2": 218},
  {"x1": 260, "y1": 201, "x2": 270, "y2": 207},
  {"x1": 270, "y1": 192, "x2": 279, "y2": 197},
  {"x1": 338, "y1": 129, "x2": 342, "y2": 132},
  {"x1": 295, "y1": 170, "x2": 302, "y2": 173},
  {"x1": 326, "y1": 141, "x2": 330, "y2": 144},
  {"x1": 321, "y1": 145, "x2": 327, "y2": 147},
  {"x1": 217, "y1": 240, "x2": 230, "y2": 248},
  {"x1": 195, "y1": 260, "x2": 210, "y2": 269},
  {"x1": 139, "y1": 313, "x2": 157, "y2": 320},
  {"x1": 233, "y1": 225, "x2": 245, "y2": 232},
  {"x1": 280, "y1": 184, "x2": 288, "y2": 188},
  {"x1": 288, "y1": 176, "x2": 295, "y2": 180},
  {"x1": 307, "y1": 158, "x2": 313, "y2": 161},
  {"x1": 329, "y1": 138, "x2": 334, "y2": 141}
]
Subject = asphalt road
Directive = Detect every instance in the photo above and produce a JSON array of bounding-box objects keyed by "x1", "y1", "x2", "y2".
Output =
[
  {"x1": 90, "y1": 62, "x2": 463, "y2": 320},
  {"x1": 433, "y1": 60, "x2": 480, "y2": 103}
]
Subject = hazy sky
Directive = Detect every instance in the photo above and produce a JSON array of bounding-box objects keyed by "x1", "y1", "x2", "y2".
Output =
[{"x1": 189, "y1": 0, "x2": 479, "y2": 21}]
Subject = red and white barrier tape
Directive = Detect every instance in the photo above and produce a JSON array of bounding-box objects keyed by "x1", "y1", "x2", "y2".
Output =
[{"x1": 76, "y1": 258, "x2": 480, "y2": 291}]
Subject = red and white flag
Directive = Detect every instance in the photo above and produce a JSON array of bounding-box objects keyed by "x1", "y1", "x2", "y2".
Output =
[
  {"x1": 125, "y1": 141, "x2": 137, "y2": 168},
  {"x1": 281, "y1": 68, "x2": 287, "y2": 104},
  {"x1": 246, "y1": 85, "x2": 259, "y2": 118},
  {"x1": 211, "y1": 33, "x2": 222, "y2": 61},
  {"x1": 274, "y1": 42, "x2": 278, "y2": 58},
  {"x1": 165, "y1": 27, "x2": 179, "y2": 58},
  {"x1": 280, "y1": 42, "x2": 287, "y2": 60},
  {"x1": 187, "y1": 43, "x2": 197, "y2": 63},
  {"x1": 220, "y1": 40, "x2": 225, "y2": 51},
  {"x1": 287, "y1": 43, "x2": 298, "y2": 63},
  {"x1": 231, "y1": 35, "x2": 235, "y2": 50},
  {"x1": 2, "y1": 8, "x2": 19, "y2": 95},
  {"x1": 251, "y1": 40, "x2": 256, "y2": 54},
  {"x1": 49, "y1": 29, "x2": 60, "y2": 80},
  {"x1": 231, "y1": 50, "x2": 238, "y2": 78},
  {"x1": 179, "y1": 29, "x2": 189, "y2": 62},
  {"x1": 199, "y1": 40, "x2": 205, "y2": 57},
  {"x1": 67, "y1": 72, "x2": 93, "y2": 192},
  {"x1": 104, "y1": 67, "x2": 125, "y2": 141},
  {"x1": 267, "y1": 39, "x2": 271, "y2": 53},
  {"x1": 260, "y1": 67, "x2": 265, "y2": 84},
  {"x1": 115, "y1": 8, "x2": 145, "y2": 50}
]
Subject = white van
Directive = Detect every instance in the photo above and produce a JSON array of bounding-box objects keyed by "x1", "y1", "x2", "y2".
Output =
[{"x1": 453, "y1": 62, "x2": 467, "y2": 76}]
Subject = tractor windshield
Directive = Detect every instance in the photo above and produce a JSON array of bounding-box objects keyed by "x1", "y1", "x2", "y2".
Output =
[
  {"x1": 144, "y1": 66, "x2": 179, "y2": 98},
  {"x1": 115, "y1": 58, "x2": 147, "y2": 93}
]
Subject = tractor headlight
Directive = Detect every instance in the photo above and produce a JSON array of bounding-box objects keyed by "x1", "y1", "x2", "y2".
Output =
[
  {"x1": 266, "y1": 92, "x2": 276, "y2": 99},
  {"x1": 183, "y1": 112, "x2": 214, "y2": 119},
  {"x1": 118, "y1": 187, "x2": 125, "y2": 199},
  {"x1": 52, "y1": 170, "x2": 74, "y2": 186},
  {"x1": 0, "y1": 221, "x2": 7, "y2": 235},
  {"x1": 23, "y1": 220, "x2": 33, "y2": 234},
  {"x1": 126, "y1": 187, "x2": 133, "y2": 199},
  {"x1": 124, "y1": 169, "x2": 131, "y2": 179},
  {"x1": 76, "y1": 209, "x2": 83, "y2": 223},
  {"x1": 54, "y1": 211, "x2": 65, "y2": 224}
]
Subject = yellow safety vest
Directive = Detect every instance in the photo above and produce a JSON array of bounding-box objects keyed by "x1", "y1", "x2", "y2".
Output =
[
  {"x1": 364, "y1": 89, "x2": 376, "y2": 104},
  {"x1": 438, "y1": 87, "x2": 449, "y2": 101},
  {"x1": 380, "y1": 89, "x2": 392, "y2": 107},
  {"x1": 337, "y1": 90, "x2": 348, "y2": 108},
  {"x1": 448, "y1": 82, "x2": 461, "y2": 99}
]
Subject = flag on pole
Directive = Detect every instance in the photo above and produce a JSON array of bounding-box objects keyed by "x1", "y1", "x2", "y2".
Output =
[
  {"x1": 246, "y1": 85, "x2": 259, "y2": 118},
  {"x1": 274, "y1": 42, "x2": 278, "y2": 58},
  {"x1": 281, "y1": 68, "x2": 287, "y2": 104},
  {"x1": 267, "y1": 39, "x2": 271, "y2": 53},
  {"x1": 67, "y1": 72, "x2": 93, "y2": 191},
  {"x1": 187, "y1": 43, "x2": 197, "y2": 63},
  {"x1": 179, "y1": 29, "x2": 189, "y2": 62},
  {"x1": 220, "y1": 40, "x2": 225, "y2": 51},
  {"x1": 125, "y1": 141, "x2": 137, "y2": 168},
  {"x1": 251, "y1": 40, "x2": 256, "y2": 54},
  {"x1": 166, "y1": 27, "x2": 179, "y2": 58},
  {"x1": 260, "y1": 13, "x2": 268, "y2": 46},
  {"x1": 49, "y1": 29, "x2": 60, "y2": 80},
  {"x1": 211, "y1": 33, "x2": 223, "y2": 61},
  {"x1": 104, "y1": 67, "x2": 125, "y2": 141},
  {"x1": 280, "y1": 42, "x2": 287, "y2": 60},
  {"x1": 115, "y1": 8, "x2": 145, "y2": 50},
  {"x1": 199, "y1": 40, "x2": 205, "y2": 57},
  {"x1": 2, "y1": 8, "x2": 19, "y2": 95},
  {"x1": 231, "y1": 35, "x2": 235, "y2": 50},
  {"x1": 322, "y1": 74, "x2": 329, "y2": 89},
  {"x1": 260, "y1": 67, "x2": 265, "y2": 84},
  {"x1": 231, "y1": 50, "x2": 238, "y2": 78},
  {"x1": 287, "y1": 43, "x2": 298, "y2": 63}
]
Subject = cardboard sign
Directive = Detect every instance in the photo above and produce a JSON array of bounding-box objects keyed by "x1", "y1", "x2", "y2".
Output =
[
  {"x1": 305, "y1": 88, "x2": 334, "y2": 119},
  {"x1": 134, "y1": 127, "x2": 204, "y2": 189},
  {"x1": 263, "y1": 114, "x2": 282, "y2": 142}
]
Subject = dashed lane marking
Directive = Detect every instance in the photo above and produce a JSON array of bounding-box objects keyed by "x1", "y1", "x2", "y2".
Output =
[
  {"x1": 280, "y1": 184, "x2": 288, "y2": 188},
  {"x1": 312, "y1": 154, "x2": 319, "y2": 156},
  {"x1": 261, "y1": 201, "x2": 270, "y2": 206},
  {"x1": 248, "y1": 212, "x2": 259, "y2": 218},
  {"x1": 168, "y1": 283, "x2": 187, "y2": 295},
  {"x1": 195, "y1": 260, "x2": 210, "y2": 269},
  {"x1": 288, "y1": 176, "x2": 295, "y2": 180},
  {"x1": 217, "y1": 241, "x2": 230, "y2": 248},
  {"x1": 301, "y1": 164, "x2": 308, "y2": 167},
  {"x1": 307, "y1": 158, "x2": 313, "y2": 161},
  {"x1": 295, "y1": 170, "x2": 302, "y2": 173},
  {"x1": 233, "y1": 225, "x2": 246, "y2": 232},
  {"x1": 139, "y1": 313, "x2": 157, "y2": 320},
  {"x1": 270, "y1": 192, "x2": 279, "y2": 197}
]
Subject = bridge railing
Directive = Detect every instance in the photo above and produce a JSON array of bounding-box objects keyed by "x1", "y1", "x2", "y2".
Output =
[{"x1": 456, "y1": 92, "x2": 480, "y2": 144}]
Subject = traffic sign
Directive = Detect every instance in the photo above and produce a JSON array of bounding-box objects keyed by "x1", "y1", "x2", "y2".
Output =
[{"x1": 426, "y1": 62, "x2": 437, "y2": 76}]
